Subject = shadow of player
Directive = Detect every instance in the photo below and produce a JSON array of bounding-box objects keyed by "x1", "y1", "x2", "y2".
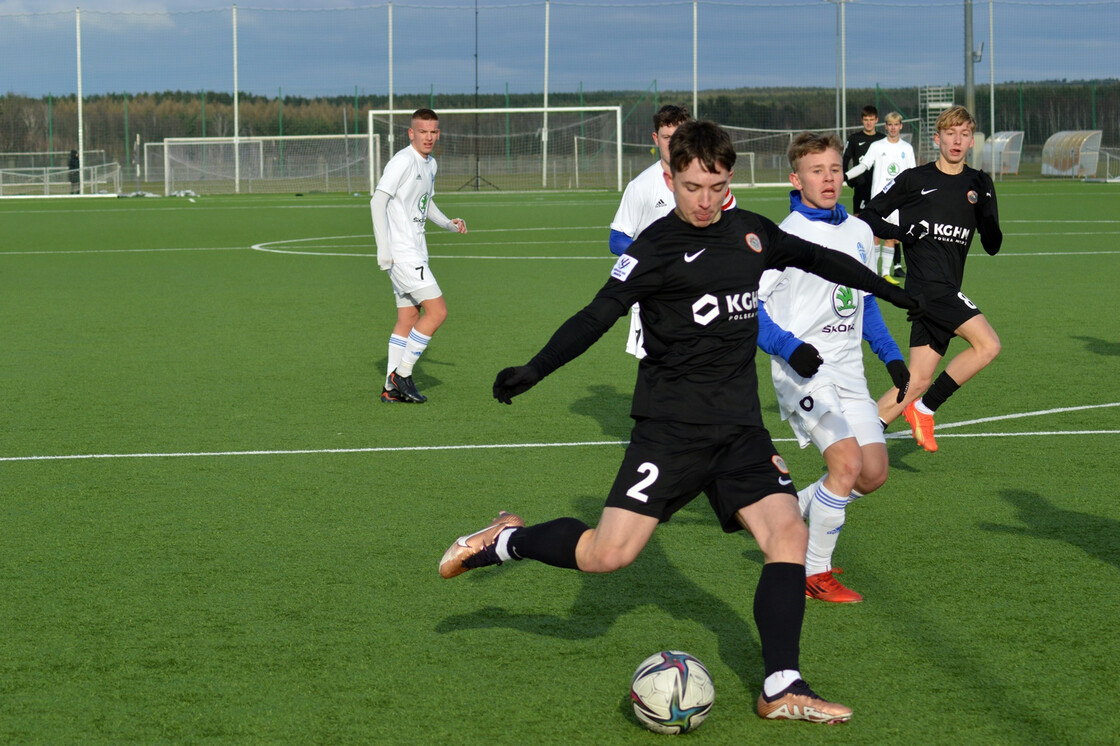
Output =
[
  {"x1": 435, "y1": 496, "x2": 765, "y2": 690},
  {"x1": 979, "y1": 488, "x2": 1120, "y2": 571},
  {"x1": 569, "y1": 383, "x2": 634, "y2": 442}
]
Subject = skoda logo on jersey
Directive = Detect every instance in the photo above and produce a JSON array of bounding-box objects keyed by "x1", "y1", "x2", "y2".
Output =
[
  {"x1": 887, "y1": 161, "x2": 901, "y2": 177},
  {"x1": 832, "y1": 285, "x2": 858, "y2": 318},
  {"x1": 691, "y1": 290, "x2": 758, "y2": 325},
  {"x1": 417, "y1": 193, "x2": 429, "y2": 214}
]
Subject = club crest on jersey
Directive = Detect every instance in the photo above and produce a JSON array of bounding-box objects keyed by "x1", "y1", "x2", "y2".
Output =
[
  {"x1": 611, "y1": 254, "x2": 639, "y2": 281},
  {"x1": 771, "y1": 455, "x2": 790, "y2": 474},
  {"x1": 967, "y1": 190, "x2": 979, "y2": 204},
  {"x1": 832, "y1": 285, "x2": 857, "y2": 318},
  {"x1": 745, "y1": 233, "x2": 763, "y2": 253}
]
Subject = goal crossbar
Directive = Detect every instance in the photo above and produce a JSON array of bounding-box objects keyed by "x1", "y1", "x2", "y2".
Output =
[{"x1": 367, "y1": 106, "x2": 623, "y2": 192}]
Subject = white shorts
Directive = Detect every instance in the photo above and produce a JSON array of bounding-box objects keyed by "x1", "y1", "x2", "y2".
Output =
[
  {"x1": 785, "y1": 383, "x2": 885, "y2": 452},
  {"x1": 388, "y1": 261, "x2": 442, "y2": 307}
]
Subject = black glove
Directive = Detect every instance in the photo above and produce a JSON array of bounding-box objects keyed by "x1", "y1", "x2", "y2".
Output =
[
  {"x1": 493, "y1": 365, "x2": 542, "y2": 404},
  {"x1": 886, "y1": 359, "x2": 910, "y2": 403},
  {"x1": 788, "y1": 343, "x2": 823, "y2": 378}
]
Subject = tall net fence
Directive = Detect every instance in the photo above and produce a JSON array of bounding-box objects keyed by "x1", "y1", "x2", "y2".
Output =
[{"x1": 1, "y1": 1, "x2": 1115, "y2": 194}]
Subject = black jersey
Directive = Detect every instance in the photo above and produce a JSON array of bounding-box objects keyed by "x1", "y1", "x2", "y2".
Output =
[
  {"x1": 843, "y1": 130, "x2": 885, "y2": 188},
  {"x1": 863, "y1": 162, "x2": 1002, "y2": 295},
  {"x1": 527, "y1": 208, "x2": 909, "y2": 426}
]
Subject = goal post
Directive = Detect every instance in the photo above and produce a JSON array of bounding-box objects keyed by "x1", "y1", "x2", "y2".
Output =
[
  {"x1": 367, "y1": 106, "x2": 623, "y2": 192},
  {"x1": 161, "y1": 134, "x2": 378, "y2": 196}
]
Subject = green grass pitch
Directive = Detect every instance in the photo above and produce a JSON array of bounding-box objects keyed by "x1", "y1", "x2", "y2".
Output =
[{"x1": 1, "y1": 181, "x2": 1118, "y2": 744}]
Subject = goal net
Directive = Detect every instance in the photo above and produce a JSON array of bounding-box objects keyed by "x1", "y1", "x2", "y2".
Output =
[
  {"x1": 367, "y1": 107, "x2": 622, "y2": 192},
  {"x1": 161, "y1": 134, "x2": 377, "y2": 195},
  {"x1": 0, "y1": 161, "x2": 120, "y2": 197}
]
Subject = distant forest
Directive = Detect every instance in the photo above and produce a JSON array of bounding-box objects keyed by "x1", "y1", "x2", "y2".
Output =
[{"x1": 1, "y1": 80, "x2": 1114, "y2": 164}]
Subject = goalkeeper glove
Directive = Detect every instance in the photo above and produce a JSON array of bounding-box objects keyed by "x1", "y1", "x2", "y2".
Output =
[{"x1": 788, "y1": 343, "x2": 824, "y2": 378}]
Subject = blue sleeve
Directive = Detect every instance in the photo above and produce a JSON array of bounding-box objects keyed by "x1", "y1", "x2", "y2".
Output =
[
  {"x1": 609, "y1": 229, "x2": 634, "y2": 256},
  {"x1": 757, "y1": 301, "x2": 805, "y2": 360},
  {"x1": 861, "y1": 295, "x2": 903, "y2": 364}
]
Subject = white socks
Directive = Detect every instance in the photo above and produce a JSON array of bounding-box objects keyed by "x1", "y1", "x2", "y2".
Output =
[
  {"x1": 880, "y1": 242, "x2": 896, "y2": 274},
  {"x1": 394, "y1": 329, "x2": 431, "y2": 378},
  {"x1": 763, "y1": 669, "x2": 802, "y2": 697},
  {"x1": 805, "y1": 481, "x2": 848, "y2": 576},
  {"x1": 386, "y1": 334, "x2": 407, "y2": 386}
]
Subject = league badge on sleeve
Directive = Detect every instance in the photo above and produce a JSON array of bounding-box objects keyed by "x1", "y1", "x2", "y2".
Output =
[{"x1": 611, "y1": 254, "x2": 639, "y2": 281}]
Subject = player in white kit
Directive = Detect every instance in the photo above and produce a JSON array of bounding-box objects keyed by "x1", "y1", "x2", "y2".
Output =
[
  {"x1": 844, "y1": 112, "x2": 915, "y2": 282},
  {"x1": 758, "y1": 132, "x2": 910, "y2": 603},
  {"x1": 609, "y1": 105, "x2": 734, "y2": 358},
  {"x1": 371, "y1": 108, "x2": 467, "y2": 404}
]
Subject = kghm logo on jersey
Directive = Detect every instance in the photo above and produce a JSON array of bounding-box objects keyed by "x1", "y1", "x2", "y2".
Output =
[{"x1": 691, "y1": 290, "x2": 758, "y2": 325}]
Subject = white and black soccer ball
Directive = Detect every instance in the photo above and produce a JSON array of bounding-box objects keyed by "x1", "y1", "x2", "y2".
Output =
[{"x1": 630, "y1": 650, "x2": 714, "y2": 734}]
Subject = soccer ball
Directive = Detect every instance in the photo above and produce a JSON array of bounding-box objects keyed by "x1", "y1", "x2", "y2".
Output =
[{"x1": 630, "y1": 651, "x2": 714, "y2": 734}]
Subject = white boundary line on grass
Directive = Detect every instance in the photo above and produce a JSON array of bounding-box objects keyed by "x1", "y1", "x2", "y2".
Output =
[{"x1": 3, "y1": 403, "x2": 1117, "y2": 463}]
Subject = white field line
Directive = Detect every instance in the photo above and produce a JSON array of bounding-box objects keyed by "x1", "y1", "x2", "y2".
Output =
[{"x1": 3, "y1": 403, "x2": 1117, "y2": 464}]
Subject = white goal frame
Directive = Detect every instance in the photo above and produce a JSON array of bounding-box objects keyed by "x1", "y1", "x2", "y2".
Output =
[
  {"x1": 367, "y1": 106, "x2": 623, "y2": 192},
  {"x1": 162, "y1": 134, "x2": 378, "y2": 196}
]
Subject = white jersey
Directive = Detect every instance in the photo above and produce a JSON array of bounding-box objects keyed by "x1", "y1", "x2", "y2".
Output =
[
  {"x1": 373, "y1": 144, "x2": 439, "y2": 265},
  {"x1": 856, "y1": 138, "x2": 916, "y2": 197},
  {"x1": 760, "y1": 211, "x2": 877, "y2": 424},
  {"x1": 610, "y1": 160, "x2": 675, "y2": 239}
]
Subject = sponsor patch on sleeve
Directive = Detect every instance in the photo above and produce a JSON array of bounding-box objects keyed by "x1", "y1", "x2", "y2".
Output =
[{"x1": 610, "y1": 254, "x2": 639, "y2": 281}]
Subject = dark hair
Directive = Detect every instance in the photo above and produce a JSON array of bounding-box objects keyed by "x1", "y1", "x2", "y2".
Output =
[
  {"x1": 411, "y1": 108, "x2": 439, "y2": 123},
  {"x1": 788, "y1": 131, "x2": 843, "y2": 171},
  {"x1": 860, "y1": 105, "x2": 879, "y2": 118},
  {"x1": 668, "y1": 120, "x2": 736, "y2": 175},
  {"x1": 652, "y1": 104, "x2": 691, "y2": 131}
]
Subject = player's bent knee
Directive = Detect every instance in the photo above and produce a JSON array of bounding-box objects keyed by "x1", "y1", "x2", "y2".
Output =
[{"x1": 579, "y1": 545, "x2": 638, "y2": 574}]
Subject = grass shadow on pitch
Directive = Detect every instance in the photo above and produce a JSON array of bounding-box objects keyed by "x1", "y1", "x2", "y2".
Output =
[
  {"x1": 569, "y1": 384, "x2": 635, "y2": 442},
  {"x1": 1071, "y1": 335, "x2": 1120, "y2": 357},
  {"x1": 979, "y1": 488, "x2": 1120, "y2": 571},
  {"x1": 434, "y1": 495, "x2": 765, "y2": 690}
]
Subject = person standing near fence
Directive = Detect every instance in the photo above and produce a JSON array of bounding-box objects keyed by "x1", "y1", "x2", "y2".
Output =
[
  {"x1": 842, "y1": 105, "x2": 884, "y2": 217},
  {"x1": 371, "y1": 108, "x2": 468, "y2": 404},
  {"x1": 859, "y1": 106, "x2": 1003, "y2": 453},
  {"x1": 68, "y1": 150, "x2": 80, "y2": 194}
]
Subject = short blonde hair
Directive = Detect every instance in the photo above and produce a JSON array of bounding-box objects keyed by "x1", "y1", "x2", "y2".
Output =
[
  {"x1": 885, "y1": 111, "x2": 903, "y2": 125},
  {"x1": 787, "y1": 132, "x2": 843, "y2": 172},
  {"x1": 935, "y1": 105, "x2": 975, "y2": 132}
]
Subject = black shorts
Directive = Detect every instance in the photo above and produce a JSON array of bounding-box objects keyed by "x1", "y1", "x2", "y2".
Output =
[
  {"x1": 605, "y1": 420, "x2": 798, "y2": 533},
  {"x1": 909, "y1": 289, "x2": 983, "y2": 356},
  {"x1": 852, "y1": 184, "x2": 873, "y2": 214}
]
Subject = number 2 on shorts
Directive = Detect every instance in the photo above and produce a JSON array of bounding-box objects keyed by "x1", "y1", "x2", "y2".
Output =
[{"x1": 626, "y1": 462, "x2": 660, "y2": 503}]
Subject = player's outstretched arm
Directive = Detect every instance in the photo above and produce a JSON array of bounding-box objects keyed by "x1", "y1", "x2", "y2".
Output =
[
  {"x1": 493, "y1": 295, "x2": 628, "y2": 404},
  {"x1": 757, "y1": 302, "x2": 821, "y2": 378}
]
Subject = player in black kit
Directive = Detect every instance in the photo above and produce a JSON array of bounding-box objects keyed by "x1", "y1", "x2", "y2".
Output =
[
  {"x1": 439, "y1": 121, "x2": 923, "y2": 725},
  {"x1": 842, "y1": 105, "x2": 885, "y2": 215},
  {"x1": 859, "y1": 106, "x2": 1003, "y2": 452}
]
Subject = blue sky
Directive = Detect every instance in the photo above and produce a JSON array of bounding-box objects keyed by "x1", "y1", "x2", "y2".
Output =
[{"x1": 2, "y1": 1, "x2": 1116, "y2": 97}]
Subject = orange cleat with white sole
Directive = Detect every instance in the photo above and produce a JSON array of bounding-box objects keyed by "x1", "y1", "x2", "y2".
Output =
[
  {"x1": 904, "y1": 401, "x2": 938, "y2": 452},
  {"x1": 757, "y1": 679, "x2": 852, "y2": 724}
]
